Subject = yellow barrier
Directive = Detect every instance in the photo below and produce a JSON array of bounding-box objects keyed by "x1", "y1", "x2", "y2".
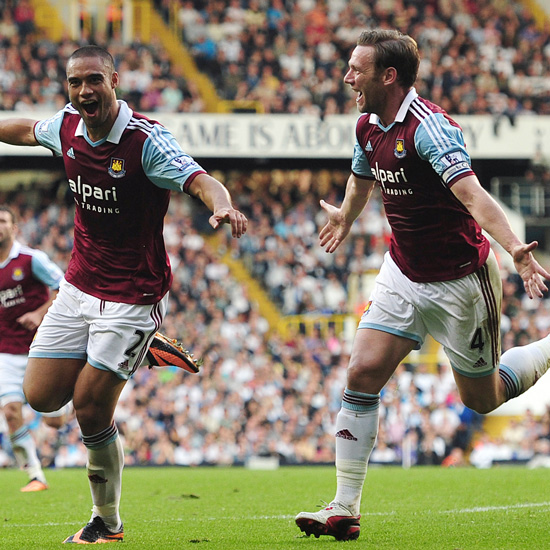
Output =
[{"x1": 278, "y1": 313, "x2": 442, "y2": 370}]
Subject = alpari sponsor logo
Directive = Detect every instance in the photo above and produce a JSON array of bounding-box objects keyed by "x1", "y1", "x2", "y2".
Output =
[
  {"x1": 69, "y1": 175, "x2": 120, "y2": 214},
  {"x1": 0, "y1": 284, "x2": 25, "y2": 308},
  {"x1": 335, "y1": 429, "x2": 358, "y2": 441},
  {"x1": 372, "y1": 162, "x2": 413, "y2": 195}
]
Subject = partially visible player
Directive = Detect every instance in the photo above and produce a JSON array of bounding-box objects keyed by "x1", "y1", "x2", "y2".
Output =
[
  {"x1": 296, "y1": 28, "x2": 550, "y2": 542},
  {"x1": 0, "y1": 204, "x2": 69, "y2": 491},
  {"x1": 0, "y1": 45, "x2": 247, "y2": 544}
]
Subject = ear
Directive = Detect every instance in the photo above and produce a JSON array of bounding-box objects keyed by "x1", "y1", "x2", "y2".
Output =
[
  {"x1": 383, "y1": 67, "x2": 398, "y2": 85},
  {"x1": 111, "y1": 71, "x2": 119, "y2": 89}
]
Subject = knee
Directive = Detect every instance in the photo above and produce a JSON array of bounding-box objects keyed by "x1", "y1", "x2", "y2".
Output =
[
  {"x1": 73, "y1": 398, "x2": 109, "y2": 435},
  {"x1": 24, "y1": 386, "x2": 72, "y2": 414},
  {"x1": 347, "y1": 357, "x2": 387, "y2": 393},
  {"x1": 43, "y1": 416, "x2": 65, "y2": 429},
  {"x1": 2, "y1": 401, "x2": 22, "y2": 424},
  {"x1": 23, "y1": 387, "x2": 49, "y2": 412},
  {"x1": 347, "y1": 359, "x2": 367, "y2": 388}
]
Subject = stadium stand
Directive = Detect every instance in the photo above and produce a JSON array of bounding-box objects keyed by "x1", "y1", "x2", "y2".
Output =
[
  {"x1": 2, "y1": 172, "x2": 550, "y2": 470},
  {"x1": 0, "y1": 0, "x2": 546, "y2": 117},
  {"x1": 155, "y1": 0, "x2": 550, "y2": 117},
  {"x1": 0, "y1": 0, "x2": 550, "y2": 471}
]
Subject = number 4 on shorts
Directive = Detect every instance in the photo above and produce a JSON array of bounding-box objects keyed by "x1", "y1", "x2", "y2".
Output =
[{"x1": 470, "y1": 327, "x2": 485, "y2": 351}]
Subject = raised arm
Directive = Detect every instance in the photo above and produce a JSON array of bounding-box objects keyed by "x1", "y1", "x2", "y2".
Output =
[
  {"x1": 187, "y1": 172, "x2": 248, "y2": 238},
  {"x1": 452, "y1": 174, "x2": 550, "y2": 298},
  {"x1": 0, "y1": 118, "x2": 39, "y2": 146}
]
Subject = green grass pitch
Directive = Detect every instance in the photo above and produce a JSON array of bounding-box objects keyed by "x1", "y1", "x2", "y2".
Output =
[{"x1": 1, "y1": 465, "x2": 549, "y2": 549}]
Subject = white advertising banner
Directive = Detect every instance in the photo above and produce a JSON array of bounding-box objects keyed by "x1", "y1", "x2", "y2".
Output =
[{"x1": 0, "y1": 111, "x2": 547, "y2": 160}]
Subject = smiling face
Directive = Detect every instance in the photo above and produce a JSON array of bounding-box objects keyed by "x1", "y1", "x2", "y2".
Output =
[
  {"x1": 343, "y1": 45, "x2": 386, "y2": 115},
  {"x1": 66, "y1": 54, "x2": 119, "y2": 141}
]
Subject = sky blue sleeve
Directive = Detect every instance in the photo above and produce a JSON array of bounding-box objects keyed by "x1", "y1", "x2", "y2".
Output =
[
  {"x1": 34, "y1": 110, "x2": 65, "y2": 156},
  {"x1": 414, "y1": 113, "x2": 473, "y2": 186},
  {"x1": 351, "y1": 139, "x2": 374, "y2": 178},
  {"x1": 142, "y1": 125, "x2": 206, "y2": 192},
  {"x1": 31, "y1": 250, "x2": 64, "y2": 290}
]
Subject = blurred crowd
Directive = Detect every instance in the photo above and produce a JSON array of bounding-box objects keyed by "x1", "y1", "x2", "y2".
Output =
[
  {"x1": 0, "y1": 0, "x2": 547, "y2": 118},
  {"x1": 157, "y1": 0, "x2": 550, "y2": 117},
  {"x1": 2, "y1": 168, "x2": 550, "y2": 471},
  {"x1": 0, "y1": 0, "x2": 550, "y2": 471},
  {"x1": 0, "y1": 1, "x2": 205, "y2": 114}
]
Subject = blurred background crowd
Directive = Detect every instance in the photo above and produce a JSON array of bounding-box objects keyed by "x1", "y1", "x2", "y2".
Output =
[
  {"x1": 3, "y1": 171, "x2": 550, "y2": 471},
  {"x1": 0, "y1": 0, "x2": 550, "y2": 471},
  {"x1": 0, "y1": 0, "x2": 548, "y2": 117}
]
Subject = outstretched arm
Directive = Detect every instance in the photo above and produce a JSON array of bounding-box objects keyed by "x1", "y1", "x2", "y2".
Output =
[
  {"x1": 319, "y1": 174, "x2": 375, "y2": 253},
  {"x1": 187, "y1": 173, "x2": 248, "y2": 238},
  {"x1": 0, "y1": 118, "x2": 39, "y2": 146},
  {"x1": 452, "y1": 174, "x2": 550, "y2": 298}
]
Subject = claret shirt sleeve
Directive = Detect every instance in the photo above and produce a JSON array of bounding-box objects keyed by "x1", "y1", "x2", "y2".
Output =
[
  {"x1": 142, "y1": 125, "x2": 207, "y2": 194},
  {"x1": 414, "y1": 113, "x2": 475, "y2": 187}
]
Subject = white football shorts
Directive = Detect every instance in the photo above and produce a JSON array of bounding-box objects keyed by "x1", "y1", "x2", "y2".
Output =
[
  {"x1": 358, "y1": 251, "x2": 501, "y2": 377},
  {"x1": 0, "y1": 353, "x2": 28, "y2": 406},
  {"x1": 29, "y1": 279, "x2": 168, "y2": 380}
]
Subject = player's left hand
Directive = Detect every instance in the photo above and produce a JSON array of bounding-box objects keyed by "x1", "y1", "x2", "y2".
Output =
[
  {"x1": 209, "y1": 207, "x2": 248, "y2": 238},
  {"x1": 512, "y1": 241, "x2": 550, "y2": 299}
]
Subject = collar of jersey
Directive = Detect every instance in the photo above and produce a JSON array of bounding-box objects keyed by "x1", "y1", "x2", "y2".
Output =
[
  {"x1": 75, "y1": 100, "x2": 133, "y2": 147},
  {"x1": 0, "y1": 240, "x2": 21, "y2": 268},
  {"x1": 368, "y1": 87, "x2": 418, "y2": 130}
]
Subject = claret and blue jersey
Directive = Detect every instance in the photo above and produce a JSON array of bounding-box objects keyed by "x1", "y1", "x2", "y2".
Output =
[
  {"x1": 33, "y1": 100, "x2": 206, "y2": 305},
  {"x1": 351, "y1": 88, "x2": 490, "y2": 283},
  {"x1": 0, "y1": 241, "x2": 63, "y2": 354}
]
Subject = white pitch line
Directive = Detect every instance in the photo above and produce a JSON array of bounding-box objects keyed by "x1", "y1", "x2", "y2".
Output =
[
  {"x1": 440, "y1": 501, "x2": 550, "y2": 514},
  {"x1": 4, "y1": 502, "x2": 550, "y2": 529}
]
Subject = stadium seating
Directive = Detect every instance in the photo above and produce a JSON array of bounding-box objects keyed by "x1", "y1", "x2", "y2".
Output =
[{"x1": 1, "y1": 0, "x2": 550, "y2": 469}]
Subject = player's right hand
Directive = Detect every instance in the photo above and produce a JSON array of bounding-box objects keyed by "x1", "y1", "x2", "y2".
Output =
[{"x1": 319, "y1": 199, "x2": 352, "y2": 253}]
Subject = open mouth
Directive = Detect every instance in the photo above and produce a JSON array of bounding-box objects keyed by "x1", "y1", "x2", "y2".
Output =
[{"x1": 81, "y1": 101, "x2": 99, "y2": 115}]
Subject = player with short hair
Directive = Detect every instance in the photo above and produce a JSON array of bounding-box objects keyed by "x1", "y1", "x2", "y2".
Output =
[
  {"x1": 0, "y1": 204, "x2": 69, "y2": 492},
  {"x1": 0, "y1": 45, "x2": 247, "y2": 544},
  {"x1": 296, "y1": 28, "x2": 550, "y2": 542}
]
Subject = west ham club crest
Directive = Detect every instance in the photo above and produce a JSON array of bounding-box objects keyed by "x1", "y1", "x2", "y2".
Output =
[
  {"x1": 394, "y1": 138, "x2": 407, "y2": 159},
  {"x1": 108, "y1": 158, "x2": 126, "y2": 178},
  {"x1": 12, "y1": 267, "x2": 24, "y2": 281}
]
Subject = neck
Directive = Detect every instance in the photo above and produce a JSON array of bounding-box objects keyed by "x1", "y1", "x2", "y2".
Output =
[
  {"x1": 378, "y1": 87, "x2": 410, "y2": 127},
  {"x1": 88, "y1": 101, "x2": 119, "y2": 142},
  {"x1": 0, "y1": 239, "x2": 13, "y2": 262}
]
